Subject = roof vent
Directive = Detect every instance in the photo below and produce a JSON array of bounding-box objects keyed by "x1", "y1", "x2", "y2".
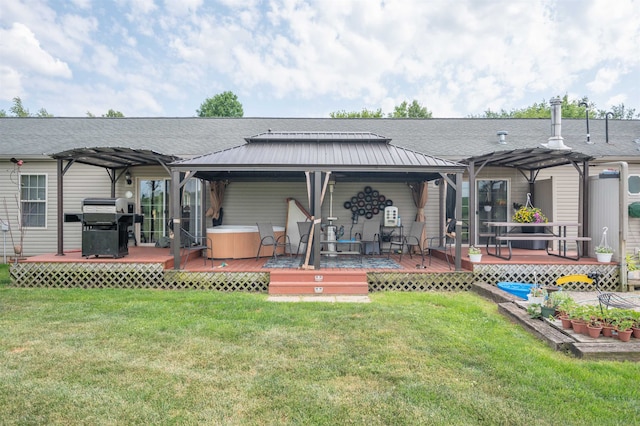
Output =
[
  {"x1": 497, "y1": 131, "x2": 508, "y2": 144},
  {"x1": 542, "y1": 97, "x2": 571, "y2": 150}
]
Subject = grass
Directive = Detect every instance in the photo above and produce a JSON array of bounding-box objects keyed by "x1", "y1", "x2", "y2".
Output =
[{"x1": 1, "y1": 275, "x2": 639, "y2": 425}]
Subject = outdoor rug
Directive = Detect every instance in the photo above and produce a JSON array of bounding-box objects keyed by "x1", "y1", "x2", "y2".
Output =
[{"x1": 263, "y1": 256, "x2": 402, "y2": 269}]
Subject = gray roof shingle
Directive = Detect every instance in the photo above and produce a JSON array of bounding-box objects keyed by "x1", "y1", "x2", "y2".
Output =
[{"x1": 1, "y1": 117, "x2": 639, "y2": 162}]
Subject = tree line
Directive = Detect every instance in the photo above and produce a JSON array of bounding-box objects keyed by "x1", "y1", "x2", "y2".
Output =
[{"x1": 1, "y1": 92, "x2": 637, "y2": 119}]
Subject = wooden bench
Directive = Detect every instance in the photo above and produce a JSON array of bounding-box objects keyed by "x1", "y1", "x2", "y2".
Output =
[{"x1": 488, "y1": 233, "x2": 591, "y2": 260}]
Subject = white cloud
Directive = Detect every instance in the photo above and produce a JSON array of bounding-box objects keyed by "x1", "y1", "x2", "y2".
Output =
[
  {"x1": 587, "y1": 67, "x2": 622, "y2": 94},
  {"x1": 0, "y1": 23, "x2": 72, "y2": 78},
  {"x1": 69, "y1": 0, "x2": 91, "y2": 9},
  {"x1": 0, "y1": 0, "x2": 638, "y2": 117},
  {"x1": 0, "y1": 66, "x2": 23, "y2": 100},
  {"x1": 164, "y1": 0, "x2": 203, "y2": 16}
]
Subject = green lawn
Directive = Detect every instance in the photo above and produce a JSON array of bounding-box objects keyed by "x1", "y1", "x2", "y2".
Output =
[{"x1": 1, "y1": 275, "x2": 639, "y2": 425}]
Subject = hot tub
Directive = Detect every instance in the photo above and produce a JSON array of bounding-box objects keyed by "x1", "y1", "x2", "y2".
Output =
[
  {"x1": 496, "y1": 282, "x2": 535, "y2": 300},
  {"x1": 207, "y1": 225, "x2": 285, "y2": 259}
]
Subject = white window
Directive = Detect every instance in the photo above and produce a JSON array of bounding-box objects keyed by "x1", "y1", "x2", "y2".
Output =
[
  {"x1": 20, "y1": 174, "x2": 47, "y2": 228},
  {"x1": 629, "y1": 175, "x2": 640, "y2": 195}
]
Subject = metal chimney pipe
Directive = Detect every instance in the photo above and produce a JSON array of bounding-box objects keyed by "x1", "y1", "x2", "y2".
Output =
[{"x1": 543, "y1": 97, "x2": 571, "y2": 149}]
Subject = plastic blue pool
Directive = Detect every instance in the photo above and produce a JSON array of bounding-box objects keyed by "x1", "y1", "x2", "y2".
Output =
[{"x1": 497, "y1": 282, "x2": 535, "y2": 300}]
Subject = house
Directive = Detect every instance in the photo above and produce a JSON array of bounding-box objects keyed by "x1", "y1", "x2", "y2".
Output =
[{"x1": 1, "y1": 114, "x2": 639, "y2": 271}]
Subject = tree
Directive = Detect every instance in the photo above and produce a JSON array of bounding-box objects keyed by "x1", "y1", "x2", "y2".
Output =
[
  {"x1": 197, "y1": 91, "x2": 243, "y2": 117},
  {"x1": 471, "y1": 95, "x2": 640, "y2": 119},
  {"x1": 596, "y1": 103, "x2": 638, "y2": 119},
  {"x1": 330, "y1": 100, "x2": 432, "y2": 119},
  {"x1": 103, "y1": 109, "x2": 124, "y2": 118},
  {"x1": 329, "y1": 108, "x2": 384, "y2": 118},
  {"x1": 4, "y1": 96, "x2": 53, "y2": 117},
  {"x1": 389, "y1": 100, "x2": 432, "y2": 118},
  {"x1": 9, "y1": 97, "x2": 30, "y2": 117},
  {"x1": 86, "y1": 109, "x2": 125, "y2": 118}
]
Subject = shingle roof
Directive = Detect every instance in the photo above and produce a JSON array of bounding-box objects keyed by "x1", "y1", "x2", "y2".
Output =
[{"x1": 1, "y1": 117, "x2": 639, "y2": 162}]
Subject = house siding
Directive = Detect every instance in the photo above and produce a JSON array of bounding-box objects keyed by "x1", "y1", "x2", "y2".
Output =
[{"x1": 1, "y1": 161, "x2": 110, "y2": 256}]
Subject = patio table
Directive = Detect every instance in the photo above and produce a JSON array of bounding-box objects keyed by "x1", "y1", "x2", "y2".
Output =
[{"x1": 484, "y1": 221, "x2": 590, "y2": 261}]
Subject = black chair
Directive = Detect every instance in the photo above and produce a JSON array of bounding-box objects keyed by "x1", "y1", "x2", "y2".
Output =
[
  {"x1": 256, "y1": 222, "x2": 291, "y2": 260},
  {"x1": 179, "y1": 228, "x2": 213, "y2": 268},
  {"x1": 295, "y1": 221, "x2": 312, "y2": 257},
  {"x1": 425, "y1": 218, "x2": 456, "y2": 270},
  {"x1": 388, "y1": 221, "x2": 426, "y2": 265}
]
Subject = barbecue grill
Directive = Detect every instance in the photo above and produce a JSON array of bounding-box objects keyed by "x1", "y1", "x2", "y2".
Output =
[{"x1": 65, "y1": 198, "x2": 142, "y2": 258}]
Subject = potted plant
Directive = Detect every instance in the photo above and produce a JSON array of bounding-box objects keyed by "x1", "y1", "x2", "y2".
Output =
[
  {"x1": 527, "y1": 303, "x2": 541, "y2": 319},
  {"x1": 527, "y1": 286, "x2": 547, "y2": 306},
  {"x1": 615, "y1": 319, "x2": 634, "y2": 342},
  {"x1": 595, "y1": 245, "x2": 614, "y2": 263},
  {"x1": 468, "y1": 246, "x2": 482, "y2": 263},
  {"x1": 587, "y1": 317, "x2": 603, "y2": 339},
  {"x1": 629, "y1": 311, "x2": 640, "y2": 339},
  {"x1": 541, "y1": 296, "x2": 558, "y2": 320},
  {"x1": 626, "y1": 254, "x2": 640, "y2": 280},
  {"x1": 511, "y1": 196, "x2": 548, "y2": 249},
  {"x1": 569, "y1": 305, "x2": 590, "y2": 334}
]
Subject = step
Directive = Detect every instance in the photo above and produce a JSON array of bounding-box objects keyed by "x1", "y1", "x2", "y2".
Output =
[
  {"x1": 269, "y1": 270, "x2": 367, "y2": 283},
  {"x1": 269, "y1": 270, "x2": 368, "y2": 295}
]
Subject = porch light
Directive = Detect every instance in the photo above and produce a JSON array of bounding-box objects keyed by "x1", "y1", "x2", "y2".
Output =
[{"x1": 125, "y1": 171, "x2": 132, "y2": 185}]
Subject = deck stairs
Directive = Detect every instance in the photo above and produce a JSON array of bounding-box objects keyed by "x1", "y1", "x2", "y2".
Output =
[{"x1": 268, "y1": 270, "x2": 368, "y2": 295}]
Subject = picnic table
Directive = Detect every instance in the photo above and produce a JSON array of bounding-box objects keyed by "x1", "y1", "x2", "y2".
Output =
[{"x1": 484, "y1": 221, "x2": 591, "y2": 261}]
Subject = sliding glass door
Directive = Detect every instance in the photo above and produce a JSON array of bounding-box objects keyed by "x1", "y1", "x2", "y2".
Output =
[{"x1": 477, "y1": 179, "x2": 509, "y2": 245}]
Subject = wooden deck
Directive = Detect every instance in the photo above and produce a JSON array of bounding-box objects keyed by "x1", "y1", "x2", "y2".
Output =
[
  {"x1": 14, "y1": 245, "x2": 620, "y2": 294},
  {"x1": 20, "y1": 245, "x2": 607, "y2": 272}
]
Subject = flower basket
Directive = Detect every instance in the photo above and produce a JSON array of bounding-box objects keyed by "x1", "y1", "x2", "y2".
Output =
[{"x1": 511, "y1": 194, "x2": 548, "y2": 250}]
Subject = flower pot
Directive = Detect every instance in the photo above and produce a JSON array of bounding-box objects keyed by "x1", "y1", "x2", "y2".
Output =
[
  {"x1": 527, "y1": 295, "x2": 545, "y2": 306},
  {"x1": 596, "y1": 252, "x2": 613, "y2": 263},
  {"x1": 632, "y1": 327, "x2": 640, "y2": 339},
  {"x1": 540, "y1": 306, "x2": 555, "y2": 319},
  {"x1": 469, "y1": 253, "x2": 482, "y2": 263},
  {"x1": 587, "y1": 324, "x2": 602, "y2": 339},
  {"x1": 484, "y1": 205, "x2": 492, "y2": 212},
  {"x1": 571, "y1": 319, "x2": 587, "y2": 334},
  {"x1": 602, "y1": 325, "x2": 615, "y2": 337},
  {"x1": 617, "y1": 328, "x2": 633, "y2": 342},
  {"x1": 559, "y1": 316, "x2": 572, "y2": 329}
]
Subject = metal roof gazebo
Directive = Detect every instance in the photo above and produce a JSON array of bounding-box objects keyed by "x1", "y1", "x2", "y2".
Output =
[
  {"x1": 50, "y1": 147, "x2": 181, "y2": 256},
  {"x1": 169, "y1": 131, "x2": 468, "y2": 270},
  {"x1": 462, "y1": 147, "x2": 594, "y2": 250}
]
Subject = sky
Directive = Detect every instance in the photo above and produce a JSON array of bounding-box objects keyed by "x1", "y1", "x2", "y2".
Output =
[{"x1": 0, "y1": 0, "x2": 639, "y2": 118}]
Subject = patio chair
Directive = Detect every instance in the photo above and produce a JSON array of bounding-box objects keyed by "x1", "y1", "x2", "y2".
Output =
[
  {"x1": 387, "y1": 221, "x2": 426, "y2": 265},
  {"x1": 424, "y1": 218, "x2": 456, "y2": 270},
  {"x1": 256, "y1": 222, "x2": 291, "y2": 260},
  {"x1": 556, "y1": 273, "x2": 640, "y2": 312},
  {"x1": 179, "y1": 228, "x2": 213, "y2": 268},
  {"x1": 295, "y1": 221, "x2": 312, "y2": 258},
  {"x1": 360, "y1": 220, "x2": 380, "y2": 255}
]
